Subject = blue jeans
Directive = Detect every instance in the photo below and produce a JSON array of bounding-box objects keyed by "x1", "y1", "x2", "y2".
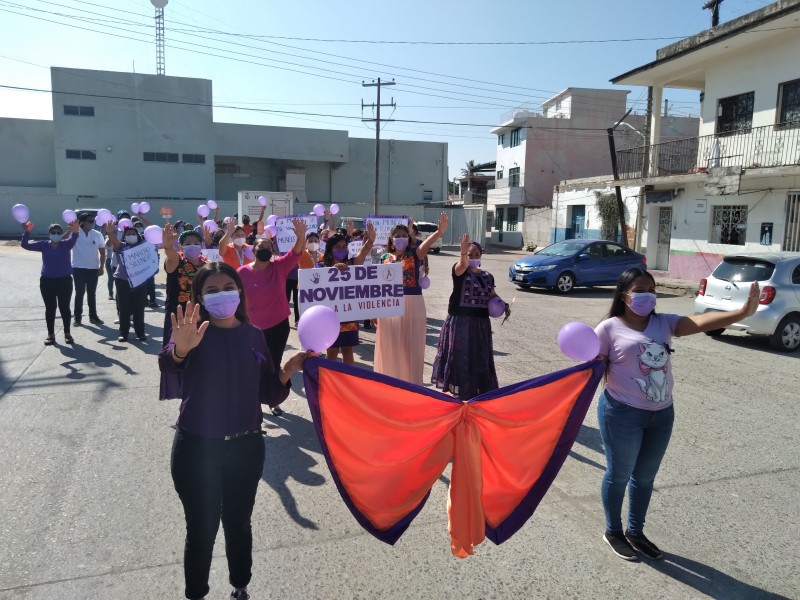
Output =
[{"x1": 597, "y1": 390, "x2": 674, "y2": 536}]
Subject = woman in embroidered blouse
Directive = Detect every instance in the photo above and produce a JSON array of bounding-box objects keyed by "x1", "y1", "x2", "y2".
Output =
[
  {"x1": 159, "y1": 261, "x2": 309, "y2": 600},
  {"x1": 594, "y1": 267, "x2": 759, "y2": 562},
  {"x1": 218, "y1": 221, "x2": 255, "y2": 270},
  {"x1": 373, "y1": 212, "x2": 447, "y2": 384}
]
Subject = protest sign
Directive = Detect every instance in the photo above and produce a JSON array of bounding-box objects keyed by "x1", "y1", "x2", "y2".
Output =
[
  {"x1": 298, "y1": 263, "x2": 404, "y2": 321},
  {"x1": 365, "y1": 215, "x2": 409, "y2": 245},
  {"x1": 347, "y1": 240, "x2": 362, "y2": 260},
  {"x1": 275, "y1": 214, "x2": 319, "y2": 253},
  {"x1": 202, "y1": 248, "x2": 221, "y2": 262},
  {"x1": 120, "y1": 242, "x2": 159, "y2": 288}
]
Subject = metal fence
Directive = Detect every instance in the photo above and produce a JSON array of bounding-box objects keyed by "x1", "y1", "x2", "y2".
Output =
[{"x1": 617, "y1": 122, "x2": 800, "y2": 179}]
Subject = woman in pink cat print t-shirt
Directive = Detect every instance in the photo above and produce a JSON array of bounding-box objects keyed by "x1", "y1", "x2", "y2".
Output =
[{"x1": 593, "y1": 268, "x2": 759, "y2": 562}]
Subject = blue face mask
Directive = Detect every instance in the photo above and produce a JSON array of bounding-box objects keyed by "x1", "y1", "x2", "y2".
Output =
[{"x1": 49, "y1": 233, "x2": 62, "y2": 242}]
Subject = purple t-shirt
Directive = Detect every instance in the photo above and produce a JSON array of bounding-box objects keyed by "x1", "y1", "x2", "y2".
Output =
[
  {"x1": 21, "y1": 231, "x2": 78, "y2": 278},
  {"x1": 595, "y1": 313, "x2": 682, "y2": 411}
]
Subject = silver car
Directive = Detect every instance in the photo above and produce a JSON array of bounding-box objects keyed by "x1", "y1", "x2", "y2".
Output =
[{"x1": 694, "y1": 252, "x2": 800, "y2": 352}]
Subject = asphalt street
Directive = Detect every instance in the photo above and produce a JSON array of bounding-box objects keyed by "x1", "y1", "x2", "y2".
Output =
[{"x1": 0, "y1": 241, "x2": 797, "y2": 599}]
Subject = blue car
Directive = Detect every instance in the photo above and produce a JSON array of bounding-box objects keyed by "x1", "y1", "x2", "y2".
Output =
[{"x1": 508, "y1": 239, "x2": 647, "y2": 293}]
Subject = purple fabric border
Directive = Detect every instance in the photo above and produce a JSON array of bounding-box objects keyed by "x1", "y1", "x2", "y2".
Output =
[{"x1": 302, "y1": 357, "x2": 604, "y2": 547}]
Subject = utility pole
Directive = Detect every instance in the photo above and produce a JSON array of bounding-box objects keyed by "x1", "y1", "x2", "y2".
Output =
[
  {"x1": 636, "y1": 87, "x2": 654, "y2": 253},
  {"x1": 362, "y1": 78, "x2": 396, "y2": 214},
  {"x1": 608, "y1": 108, "x2": 633, "y2": 247},
  {"x1": 703, "y1": 0, "x2": 724, "y2": 27}
]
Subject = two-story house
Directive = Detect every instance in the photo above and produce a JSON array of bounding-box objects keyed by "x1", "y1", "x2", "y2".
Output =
[{"x1": 608, "y1": 0, "x2": 800, "y2": 278}]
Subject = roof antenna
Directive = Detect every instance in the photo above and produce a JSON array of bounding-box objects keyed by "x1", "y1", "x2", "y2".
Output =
[
  {"x1": 151, "y1": 0, "x2": 168, "y2": 75},
  {"x1": 703, "y1": 0, "x2": 724, "y2": 27}
]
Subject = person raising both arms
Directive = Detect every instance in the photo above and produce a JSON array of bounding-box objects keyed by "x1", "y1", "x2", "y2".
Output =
[
  {"x1": 21, "y1": 219, "x2": 80, "y2": 345},
  {"x1": 595, "y1": 267, "x2": 760, "y2": 562},
  {"x1": 218, "y1": 221, "x2": 255, "y2": 270},
  {"x1": 159, "y1": 262, "x2": 310, "y2": 600},
  {"x1": 374, "y1": 212, "x2": 447, "y2": 385}
]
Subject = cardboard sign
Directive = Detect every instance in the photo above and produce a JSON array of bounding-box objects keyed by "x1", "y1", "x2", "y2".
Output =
[
  {"x1": 298, "y1": 263, "x2": 404, "y2": 321},
  {"x1": 120, "y1": 242, "x2": 159, "y2": 288},
  {"x1": 275, "y1": 215, "x2": 320, "y2": 253},
  {"x1": 365, "y1": 215, "x2": 409, "y2": 245},
  {"x1": 347, "y1": 240, "x2": 363, "y2": 259},
  {"x1": 202, "y1": 248, "x2": 221, "y2": 262}
]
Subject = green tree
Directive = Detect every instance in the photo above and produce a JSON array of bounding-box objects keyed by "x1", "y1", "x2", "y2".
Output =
[{"x1": 595, "y1": 192, "x2": 620, "y2": 241}]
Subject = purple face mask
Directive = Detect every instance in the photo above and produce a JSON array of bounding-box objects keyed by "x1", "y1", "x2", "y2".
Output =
[
  {"x1": 203, "y1": 290, "x2": 240, "y2": 319},
  {"x1": 627, "y1": 292, "x2": 657, "y2": 316},
  {"x1": 393, "y1": 237, "x2": 409, "y2": 251},
  {"x1": 468, "y1": 258, "x2": 481, "y2": 269},
  {"x1": 182, "y1": 245, "x2": 202, "y2": 260},
  {"x1": 332, "y1": 248, "x2": 349, "y2": 261}
]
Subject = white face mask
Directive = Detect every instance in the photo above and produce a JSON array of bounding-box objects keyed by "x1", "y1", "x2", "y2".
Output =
[
  {"x1": 125, "y1": 235, "x2": 138, "y2": 245},
  {"x1": 307, "y1": 242, "x2": 320, "y2": 252},
  {"x1": 233, "y1": 237, "x2": 246, "y2": 247}
]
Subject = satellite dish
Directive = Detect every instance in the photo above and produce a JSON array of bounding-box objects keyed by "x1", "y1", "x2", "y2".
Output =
[{"x1": 150, "y1": 0, "x2": 168, "y2": 7}]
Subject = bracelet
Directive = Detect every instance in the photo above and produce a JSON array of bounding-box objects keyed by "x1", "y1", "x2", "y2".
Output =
[
  {"x1": 173, "y1": 348, "x2": 188, "y2": 360},
  {"x1": 460, "y1": 253, "x2": 468, "y2": 256}
]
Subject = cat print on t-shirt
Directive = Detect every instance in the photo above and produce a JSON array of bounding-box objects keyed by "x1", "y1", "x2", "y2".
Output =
[{"x1": 633, "y1": 340, "x2": 670, "y2": 403}]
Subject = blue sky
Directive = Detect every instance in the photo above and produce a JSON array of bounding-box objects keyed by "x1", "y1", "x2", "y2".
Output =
[{"x1": 0, "y1": 0, "x2": 773, "y2": 181}]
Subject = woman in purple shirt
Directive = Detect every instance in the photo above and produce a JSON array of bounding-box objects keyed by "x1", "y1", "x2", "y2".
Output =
[
  {"x1": 594, "y1": 267, "x2": 759, "y2": 562},
  {"x1": 159, "y1": 262, "x2": 309, "y2": 600},
  {"x1": 21, "y1": 220, "x2": 79, "y2": 345}
]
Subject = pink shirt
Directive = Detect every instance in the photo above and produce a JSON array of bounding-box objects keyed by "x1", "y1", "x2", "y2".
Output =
[
  {"x1": 595, "y1": 313, "x2": 682, "y2": 411},
  {"x1": 237, "y1": 251, "x2": 300, "y2": 330}
]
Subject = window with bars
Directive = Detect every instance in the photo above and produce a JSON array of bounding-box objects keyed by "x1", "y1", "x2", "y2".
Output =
[
  {"x1": 495, "y1": 207, "x2": 504, "y2": 231},
  {"x1": 506, "y1": 207, "x2": 519, "y2": 231},
  {"x1": 144, "y1": 152, "x2": 179, "y2": 163},
  {"x1": 497, "y1": 170, "x2": 503, "y2": 180},
  {"x1": 182, "y1": 153, "x2": 206, "y2": 164},
  {"x1": 710, "y1": 204, "x2": 748, "y2": 245},
  {"x1": 510, "y1": 128, "x2": 521, "y2": 147},
  {"x1": 63, "y1": 105, "x2": 94, "y2": 116},
  {"x1": 716, "y1": 92, "x2": 754, "y2": 136},
  {"x1": 509, "y1": 167, "x2": 520, "y2": 188},
  {"x1": 65, "y1": 149, "x2": 96, "y2": 160},
  {"x1": 777, "y1": 79, "x2": 800, "y2": 129}
]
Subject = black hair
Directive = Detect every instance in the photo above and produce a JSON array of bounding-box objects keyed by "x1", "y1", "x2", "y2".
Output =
[
  {"x1": 48, "y1": 223, "x2": 63, "y2": 234},
  {"x1": 232, "y1": 225, "x2": 246, "y2": 236},
  {"x1": 123, "y1": 228, "x2": 143, "y2": 244},
  {"x1": 191, "y1": 262, "x2": 249, "y2": 324},
  {"x1": 241, "y1": 215, "x2": 251, "y2": 224},
  {"x1": 606, "y1": 268, "x2": 657, "y2": 319},
  {"x1": 386, "y1": 224, "x2": 411, "y2": 254},
  {"x1": 322, "y1": 233, "x2": 348, "y2": 266},
  {"x1": 78, "y1": 212, "x2": 92, "y2": 223},
  {"x1": 306, "y1": 231, "x2": 320, "y2": 241}
]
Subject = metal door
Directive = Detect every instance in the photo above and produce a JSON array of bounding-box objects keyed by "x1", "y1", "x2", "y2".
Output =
[
  {"x1": 656, "y1": 207, "x2": 672, "y2": 271},
  {"x1": 784, "y1": 193, "x2": 800, "y2": 252}
]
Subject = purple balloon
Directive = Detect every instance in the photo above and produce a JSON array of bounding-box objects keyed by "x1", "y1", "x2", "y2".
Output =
[
  {"x1": 330, "y1": 203, "x2": 340, "y2": 215},
  {"x1": 11, "y1": 203, "x2": 29, "y2": 223},
  {"x1": 139, "y1": 201, "x2": 151, "y2": 214},
  {"x1": 488, "y1": 296, "x2": 506, "y2": 318},
  {"x1": 207, "y1": 199, "x2": 218, "y2": 210},
  {"x1": 266, "y1": 225, "x2": 277, "y2": 237},
  {"x1": 144, "y1": 225, "x2": 163, "y2": 245},
  {"x1": 197, "y1": 204, "x2": 210, "y2": 218},
  {"x1": 97, "y1": 208, "x2": 112, "y2": 221},
  {"x1": 266, "y1": 214, "x2": 277, "y2": 227},
  {"x1": 118, "y1": 218, "x2": 133, "y2": 230},
  {"x1": 62, "y1": 209, "x2": 78, "y2": 224},
  {"x1": 297, "y1": 305, "x2": 340, "y2": 352},
  {"x1": 203, "y1": 219, "x2": 218, "y2": 232},
  {"x1": 313, "y1": 203, "x2": 325, "y2": 217},
  {"x1": 131, "y1": 202, "x2": 141, "y2": 214},
  {"x1": 419, "y1": 275, "x2": 430, "y2": 289},
  {"x1": 557, "y1": 322, "x2": 600, "y2": 362},
  {"x1": 223, "y1": 216, "x2": 232, "y2": 224},
  {"x1": 258, "y1": 196, "x2": 267, "y2": 207}
]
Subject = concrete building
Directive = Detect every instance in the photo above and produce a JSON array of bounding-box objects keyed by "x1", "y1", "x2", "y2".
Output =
[
  {"x1": 604, "y1": 0, "x2": 800, "y2": 278},
  {"x1": 487, "y1": 88, "x2": 699, "y2": 248},
  {"x1": 0, "y1": 67, "x2": 448, "y2": 235}
]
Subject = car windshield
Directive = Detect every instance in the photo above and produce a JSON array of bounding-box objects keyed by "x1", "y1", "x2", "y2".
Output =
[
  {"x1": 536, "y1": 241, "x2": 585, "y2": 256},
  {"x1": 713, "y1": 258, "x2": 775, "y2": 282}
]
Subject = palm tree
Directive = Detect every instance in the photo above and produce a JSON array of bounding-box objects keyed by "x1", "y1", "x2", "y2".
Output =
[{"x1": 461, "y1": 160, "x2": 478, "y2": 191}]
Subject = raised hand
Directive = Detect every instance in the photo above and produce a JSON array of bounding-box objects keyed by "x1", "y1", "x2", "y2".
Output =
[
  {"x1": 226, "y1": 219, "x2": 236, "y2": 236},
  {"x1": 437, "y1": 212, "x2": 449, "y2": 235},
  {"x1": 67, "y1": 220, "x2": 80, "y2": 234},
  {"x1": 741, "y1": 281, "x2": 761, "y2": 318},
  {"x1": 162, "y1": 222, "x2": 177, "y2": 248},
  {"x1": 170, "y1": 301, "x2": 209, "y2": 358},
  {"x1": 365, "y1": 222, "x2": 377, "y2": 244},
  {"x1": 460, "y1": 233, "x2": 471, "y2": 255},
  {"x1": 291, "y1": 218, "x2": 308, "y2": 240},
  {"x1": 23, "y1": 221, "x2": 34, "y2": 233}
]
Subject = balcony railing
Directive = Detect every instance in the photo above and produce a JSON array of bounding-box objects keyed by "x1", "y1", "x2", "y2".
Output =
[{"x1": 616, "y1": 122, "x2": 800, "y2": 180}]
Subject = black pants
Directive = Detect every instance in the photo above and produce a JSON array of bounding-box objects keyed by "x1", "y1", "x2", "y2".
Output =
[
  {"x1": 147, "y1": 275, "x2": 157, "y2": 304},
  {"x1": 105, "y1": 257, "x2": 114, "y2": 297},
  {"x1": 262, "y1": 318, "x2": 290, "y2": 373},
  {"x1": 114, "y1": 278, "x2": 146, "y2": 337},
  {"x1": 73, "y1": 267, "x2": 99, "y2": 320},
  {"x1": 39, "y1": 276, "x2": 72, "y2": 336},
  {"x1": 285, "y1": 278, "x2": 299, "y2": 324},
  {"x1": 171, "y1": 429, "x2": 265, "y2": 600}
]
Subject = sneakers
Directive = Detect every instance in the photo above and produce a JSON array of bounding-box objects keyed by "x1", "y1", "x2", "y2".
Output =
[
  {"x1": 89, "y1": 316, "x2": 104, "y2": 325},
  {"x1": 136, "y1": 334, "x2": 147, "y2": 341},
  {"x1": 625, "y1": 530, "x2": 663, "y2": 560},
  {"x1": 231, "y1": 590, "x2": 250, "y2": 600},
  {"x1": 108, "y1": 295, "x2": 114, "y2": 300},
  {"x1": 118, "y1": 334, "x2": 128, "y2": 342},
  {"x1": 73, "y1": 318, "x2": 82, "y2": 326},
  {"x1": 149, "y1": 301, "x2": 159, "y2": 309},
  {"x1": 114, "y1": 318, "x2": 120, "y2": 324},
  {"x1": 604, "y1": 531, "x2": 638, "y2": 561}
]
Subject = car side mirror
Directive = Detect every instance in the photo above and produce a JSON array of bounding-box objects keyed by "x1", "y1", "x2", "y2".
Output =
[{"x1": 578, "y1": 253, "x2": 590, "y2": 260}]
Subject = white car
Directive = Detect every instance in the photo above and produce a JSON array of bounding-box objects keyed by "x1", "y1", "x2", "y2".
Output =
[
  {"x1": 693, "y1": 252, "x2": 800, "y2": 352},
  {"x1": 414, "y1": 221, "x2": 442, "y2": 253}
]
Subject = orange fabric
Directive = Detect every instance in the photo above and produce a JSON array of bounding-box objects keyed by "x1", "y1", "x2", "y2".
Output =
[
  {"x1": 220, "y1": 243, "x2": 253, "y2": 269},
  {"x1": 298, "y1": 250, "x2": 315, "y2": 270},
  {"x1": 315, "y1": 365, "x2": 593, "y2": 557}
]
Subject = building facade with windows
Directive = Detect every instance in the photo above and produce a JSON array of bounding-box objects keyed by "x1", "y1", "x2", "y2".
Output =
[
  {"x1": 606, "y1": 0, "x2": 800, "y2": 279},
  {"x1": 0, "y1": 67, "x2": 448, "y2": 235},
  {"x1": 487, "y1": 88, "x2": 698, "y2": 248}
]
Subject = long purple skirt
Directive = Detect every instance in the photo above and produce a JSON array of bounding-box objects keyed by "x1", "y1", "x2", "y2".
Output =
[{"x1": 431, "y1": 314, "x2": 498, "y2": 400}]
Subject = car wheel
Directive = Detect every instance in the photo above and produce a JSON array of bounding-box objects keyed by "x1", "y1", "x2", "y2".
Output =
[
  {"x1": 705, "y1": 328, "x2": 725, "y2": 337},
  {"x1": 769, "y1": 315, "x2": 800, "y2": 352},
  {"x1": 555, "y1": 272, "x2": 575, "y2": 294},
  {"x1": 433, "y1": 248, "x2": 441, "y2": 254}
]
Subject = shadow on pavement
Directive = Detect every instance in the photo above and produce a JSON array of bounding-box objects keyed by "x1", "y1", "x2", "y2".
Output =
[
  {"x1": 651, "y1": 553, "x2": 792, "y2": 599},
  {"x1": 569, "y1": 424, "x2": 606, "y2": 471},
  {"x1": 704, "y1": 331, "x2": 800, "y2": 359},
  {"x1": 261, "y1": 412, "x2": 326, "y2": 530}
]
